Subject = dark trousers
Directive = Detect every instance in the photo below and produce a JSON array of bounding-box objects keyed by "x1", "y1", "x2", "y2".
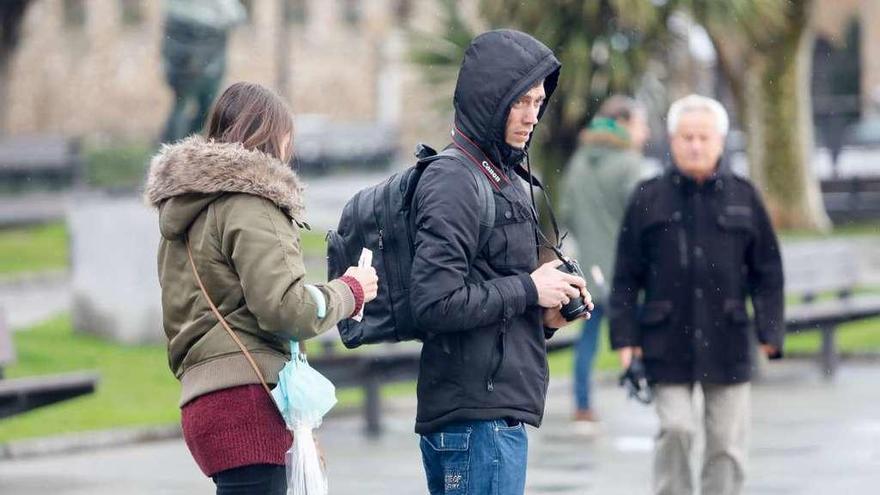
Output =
[{"x1": 212, "y1": 464, "x2": 286, "y2": 495}]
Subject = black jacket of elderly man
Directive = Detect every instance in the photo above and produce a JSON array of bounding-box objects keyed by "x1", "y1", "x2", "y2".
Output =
[{"x1": 609, "y1": 164, "x2": 785, "y2": 385}]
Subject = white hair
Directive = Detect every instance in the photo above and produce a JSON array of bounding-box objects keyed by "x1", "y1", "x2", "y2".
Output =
[{"x1": 667, "y1": 94, "x2": 729, "y2": 136}]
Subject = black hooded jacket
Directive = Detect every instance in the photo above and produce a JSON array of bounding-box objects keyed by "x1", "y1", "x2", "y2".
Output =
[{"x1": 409, "y1": 30, "x2": 561, "y2": 434}]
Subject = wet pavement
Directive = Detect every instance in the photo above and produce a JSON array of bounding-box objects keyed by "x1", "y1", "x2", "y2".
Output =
[{"x1": 1, "y1": 359, "x2": 879, "y2": 494}]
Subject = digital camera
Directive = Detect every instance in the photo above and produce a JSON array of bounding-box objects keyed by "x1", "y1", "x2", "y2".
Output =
[{"x1": 555, "y1": 258, "x2": 590, "y2": 321}]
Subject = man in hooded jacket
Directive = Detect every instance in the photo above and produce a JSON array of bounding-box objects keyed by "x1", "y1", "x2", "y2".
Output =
[{"x1": 409, "y1": 30, "x2": 590, "y2": 494}]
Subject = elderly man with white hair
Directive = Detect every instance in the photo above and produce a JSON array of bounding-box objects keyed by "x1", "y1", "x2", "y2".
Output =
[{"x1": 609, "y1": 94, "x2": 785, "y2": 495}]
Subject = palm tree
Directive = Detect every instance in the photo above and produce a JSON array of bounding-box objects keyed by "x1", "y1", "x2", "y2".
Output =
[
  {"x1": 411, "y1": 0, "x2": 672, "y2": 213},
  {"x1": 687, "y1": 0, "x2": 830, "y2": 230}
]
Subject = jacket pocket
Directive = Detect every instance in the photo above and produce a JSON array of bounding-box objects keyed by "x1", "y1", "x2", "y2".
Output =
[
  {"x1": 715, "y1": 209, "x2": 754, "y2": 270},
  {"x1": 723, "y1": 299, "x2": 751, "y2": 364},
  {"x1": 422, "y1": 429, "x2": 471, "y2": 451},
  {"x1": 717, "y1": 209, "x2": 754, "y2": 234},
  {"x1": 486, "y1": 196, "x2": 537, "y2": 271},
  {"x1": 638, "y1": 300, "x2": 673, "y2": 358}
]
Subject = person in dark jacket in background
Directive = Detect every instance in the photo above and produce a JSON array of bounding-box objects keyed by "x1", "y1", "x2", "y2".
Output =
[
  {"x1": 410, "y1": 30, "x2": 592, "y2": 495},
  {"x1": 610, "y1": 94, "x2": 785, "y2": 495}
]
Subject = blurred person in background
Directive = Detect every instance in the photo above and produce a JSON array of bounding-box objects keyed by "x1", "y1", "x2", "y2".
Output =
[
  {"x1": 160, "y1": 0, "x2": 246, "y2": 143},
  {"x1": 559, "y1": 95, "x2": 650, "y2": 433},
  {"x1": 145, "y1": 82, "x2": 378, "y2": 494},
  {"x1": 610, "y1": 94, "x2": 784, "y2": 495}
]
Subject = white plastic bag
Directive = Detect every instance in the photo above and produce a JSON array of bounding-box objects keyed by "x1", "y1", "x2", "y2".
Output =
[
  {"x1": 272, "y1": 342, "x2": 337, "y2": 495},
  {"x1": 285, "y1": 425, "x2": 327, "y2": 495}
]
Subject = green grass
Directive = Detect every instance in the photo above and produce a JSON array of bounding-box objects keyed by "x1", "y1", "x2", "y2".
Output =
[
  {"x1": 0, "y1": 222, "x2": 68, "y2": 276},
  {"x1": 780, "y1": 221, "x2": 880, "y2": 240},
  {"x1": 0, "y1": 315, "x2": 389, "y2": 443},
  {"x1": 0, "y1": 315, "x2": 179, "y2": 442},
  {"x1": 84, "y1": 142, "x2": 154, "y2": 190},
  {"x1": 300, "y1": 230, "x2": 328, "y2": 258},
  {"x1": 781, "y1": 288, "x2": 880, "y2": 358},
  {"x1": 548, "y1": 324, "x2": 619, "y2": 377},
  {"x1": 786, "y1": 317, "x2": 880, "y2": 354}
]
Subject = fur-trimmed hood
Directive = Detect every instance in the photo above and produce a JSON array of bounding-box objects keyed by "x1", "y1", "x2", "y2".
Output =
[{"x1": 144, "y1": 135, "x2": 305, "y2": 239}]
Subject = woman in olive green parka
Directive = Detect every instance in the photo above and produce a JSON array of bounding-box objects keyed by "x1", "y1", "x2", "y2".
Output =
[{"x1": 144, "y1": 82, "x2": 377, "y2": 492}]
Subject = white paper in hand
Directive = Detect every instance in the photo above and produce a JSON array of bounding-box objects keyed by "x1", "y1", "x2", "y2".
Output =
[{"x1": 352, "y1": 248, "x2": 373, "y2": 322}]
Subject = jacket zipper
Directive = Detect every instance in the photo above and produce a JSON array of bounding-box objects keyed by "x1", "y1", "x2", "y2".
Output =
[
  {"x1": 372, "y1": 191, "x2": 399, "y2": 333},
  {"x1": 486, "y1": 318, "x2": 509, "y2": 392}
]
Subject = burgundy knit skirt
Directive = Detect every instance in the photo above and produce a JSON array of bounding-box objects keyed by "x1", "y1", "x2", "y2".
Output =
[{"x1": 181, "y1": 384, "x2": 293, "y2": 477}]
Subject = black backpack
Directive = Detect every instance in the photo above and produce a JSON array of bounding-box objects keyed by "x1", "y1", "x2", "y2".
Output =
[{"x1": 326, "y1": 144, "x2": 495, "y2": 348}]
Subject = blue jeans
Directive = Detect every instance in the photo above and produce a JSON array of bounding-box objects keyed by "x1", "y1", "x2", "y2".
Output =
[
  {"x1": 212, "y1": 464, "x2": 286, "y2": 495},
  {"x1": 574, "y1": 304, "x2": 604, "y2": 411},
  {"x1": 420, "y1": 419, "x2": 528, "y2": 495}
]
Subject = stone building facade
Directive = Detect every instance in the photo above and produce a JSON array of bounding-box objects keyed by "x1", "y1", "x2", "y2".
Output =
[
  {"x1": 5, "y1": 0, "x2": 880, "y2": 147},
  {"x1": 814, "y1": 0, "x2": 880, "y2": 114},
  {"x1": 6, "y1": 0, "x2": 457, "y2": 150}
]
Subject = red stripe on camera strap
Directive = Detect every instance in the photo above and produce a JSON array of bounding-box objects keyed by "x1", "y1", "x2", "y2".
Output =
[{"x1": 451, "y1": 126, "x2": 511, "y2": 191}]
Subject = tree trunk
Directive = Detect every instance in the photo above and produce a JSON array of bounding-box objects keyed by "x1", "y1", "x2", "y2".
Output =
[
  {"x1": 275, "y1": 0, "x2": 291, "y2": 100},
  {"x1": 703, "y1": 0, "x2": 830, "y2": 231},
  {"x1": 0, "y1": 56, "x2": 9, "y2": 134},
  {"x1": 0, "y1": 1, "x2": 30, "y2": 134},
  {"x1": 744, "y1": 28, "x2": 829, "y2": 230}
]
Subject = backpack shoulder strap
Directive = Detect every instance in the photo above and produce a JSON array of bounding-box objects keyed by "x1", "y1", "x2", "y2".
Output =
[
  {"x1": 408, "y1": 145, "x2": 495, "y2": 256},
  {"x1": 433, "y1": 148, "x2": 495, "y2": 254}
]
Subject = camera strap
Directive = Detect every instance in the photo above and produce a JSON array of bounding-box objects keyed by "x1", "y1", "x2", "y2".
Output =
[
  {"x1": 521, "y1": 151, "x2": 567, "y2": 260},
  {"x1": 451, "y1": 126, "x2": 512, "y2": 191},
  {"x1": 451, "y1": 127, "x2": 567, "y2": 261}
]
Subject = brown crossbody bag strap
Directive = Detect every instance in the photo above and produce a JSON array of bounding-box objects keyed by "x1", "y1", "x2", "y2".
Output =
[{"x1": 186, "y1": 238, "x2": 273, "y2": 397}]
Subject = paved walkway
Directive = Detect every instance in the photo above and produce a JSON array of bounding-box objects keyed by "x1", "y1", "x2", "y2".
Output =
[{"x1": 1, "y1": 360, "x2": 879, "y2": 494}]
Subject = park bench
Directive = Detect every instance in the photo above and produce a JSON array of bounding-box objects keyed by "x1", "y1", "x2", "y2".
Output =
[
  {"x1": 293, "y1": 116, "x2": 397, "y2": 175},
  {"x1": 0, "y1": 310, "x2": 98, "y2": 420},
  {"x1": 543, "y1": 243, "x2": 880, "y2": 377},
  {"x1": 782, "y1": 241, "x2": 880, "y2": 377},
  {"x1": 0, "y1": 134, "x2": 82, "y2": 192},
  {"x1": 821, "y1": 176, "x2": 880, "y2": 223},
  {"x1": 0, "y1": 134, "x2": 81, "y2": 227},
  {"x1": 308, "y1": 338, "x2": 420, "y2": 435}
]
